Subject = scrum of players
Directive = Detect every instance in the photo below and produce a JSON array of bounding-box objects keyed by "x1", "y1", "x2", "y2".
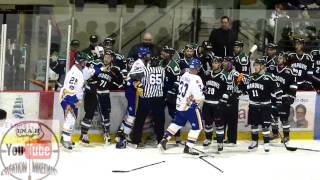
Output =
[{"x1": 59, "y1": 36, "x2": 320, "y2": 155}]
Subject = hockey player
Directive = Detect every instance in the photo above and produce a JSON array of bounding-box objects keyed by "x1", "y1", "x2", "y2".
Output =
[
  {"x1": 202, "y1": 56, "x2": 229, "y2": 152},
  {"x1": 161, "y1": 46, "x2": 182, "y2": 144},
  {"x1": 263, "y1": 43, "x2": 278, "y2": 67},
  {"x1": 179, "y1": 44, "x2": 196, "y2": 74},
  {"x1": 198, "y1": 41, "x2": 215, "y2": 75},
  {"x1": 116, "y1": 47, "x2": 150, "y2": 145},
  {"x1": 222, "y1": 56, "x2": 244, "y2": 145},
  {"x1": 289, "y1": 38, "x2": 314, "y2": 90},
  {"x1": 159, "y1": 58, "x2": 205, "y2": 155},
  {"x1": 233, "y1": 41, "x2": 250, "y2": 77},
  {"x1": 310, "y1": 49, "x2": 320, "y2": 93},
  {"x1": 103, "y1": 37, "x2": 128, "y2": 79},
  {"x1": 79, "y1": 47, "x2": 104, "y2": 145},
  {"x1": 60, "y1": 53, "x2": 87, "y2": 150},
  {"x1": 268, "y1": 52, "x2": 297, "y2": 142},
  {"x1": 245, "y1": 59, "x2": 283, "y2": 152}
]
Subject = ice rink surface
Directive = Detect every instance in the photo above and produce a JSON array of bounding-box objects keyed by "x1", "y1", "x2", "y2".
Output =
[{"x1": 2, "y1": 140, "x2": 319, "y2": 180}]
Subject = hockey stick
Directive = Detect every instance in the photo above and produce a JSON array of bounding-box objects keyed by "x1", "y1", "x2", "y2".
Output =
[
  {"x1": 199, "y1": 155, "x2": 224, "y2": 173},
  {"x1": 112, "y1": 161, "x2": 165, "y2": 173},
  {"x1": 278, "y1": 132, "x2": 320, "y2": 152},
  {"x1": 178, "y1": 142, "x2": 215, "y2": 157}
]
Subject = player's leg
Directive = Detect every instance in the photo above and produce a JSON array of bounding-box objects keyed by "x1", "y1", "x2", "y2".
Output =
[
  {"x1": 131, "y1": 98, "x2": 150, "y2": 146},
  {"x1": 167, "y1": 99, "x2": 181, "y2": 144},
  {"x1": 159, "y1": 111, "x2": 186, "y2": 151},
  {"x1": 152, "y1": 98, "x2": 166, "y2": 143},
  {"x1": 122, "y1": 91, "x2": 137, "y2": 138},
  {"x1": 214, "y1": 105, "x2": 225, "y2": 152},
  {"x1": 202, "y1": 103, "x2": 214, "y2": 146},
  {"x1": 226, "y1": 99, "x2": 239, "y2": 145},
  {"x1": 279, "y1": 104, "x2": 291, "y2": 143},
  {"x1": 262, "y1": 105, "x2": 272, "y2": 152},
  {"x1": 248, "y1": 105, "x2": 259, "y2": 150},
  {"x1": 60, "y1": 96, "x2": 79, "y2": 150},
  {"x1": 80, "y1": 89, "x2": 98, "y2": 144},
  {"x1": 97, "y1": 92, "x2": 112, "y2": 144},
  {"x1": 184, "y1": 107, "x2": 203, "y2": 155}
]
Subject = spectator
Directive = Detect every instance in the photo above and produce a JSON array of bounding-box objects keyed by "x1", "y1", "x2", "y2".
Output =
[
  {"x1": 295, "y1": 104, "x2": 308, "y2": 128},
  {"x1": 209, "y1": 16, "x2": 237, "y2": 57},
  {"x1": 69, "y1": 39, "x2": 80, "y2": 69},
  {"x1": 128, "y1": 32, "x2": 160, "y2": 60}
]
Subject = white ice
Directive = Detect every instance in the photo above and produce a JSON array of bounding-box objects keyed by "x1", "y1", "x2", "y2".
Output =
[
  {"x1": 1, "y1": 140, "x2": 320, "y2": 180},
  {"x1": 0, "y1": 141, "x2": 320, "y2": 180}
]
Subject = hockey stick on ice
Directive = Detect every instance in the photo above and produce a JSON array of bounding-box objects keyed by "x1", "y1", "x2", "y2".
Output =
[
  {"x1": 199, "y1": 155, "x2": 224, "y2": 173},
  {"x1": 178, "y1": 142, "x2": 215, "y2": 157},
  {"x1": 278, "y1": 132, "x2": 320, "y2": 152},
  {"x1": 112, "y1": 161, "x2": 165, "y2": 173}
]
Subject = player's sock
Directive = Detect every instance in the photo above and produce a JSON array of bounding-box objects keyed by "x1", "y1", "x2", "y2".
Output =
[
  {"x1": 249, "y1": 125, "x2": 259, "y2": 150},
  {"x1": 123, "y1": 115, "x2": 135, "y2": 135},
  {"x1": 175, "y1": 130, "x2": 181, "y2": 144},
  {"x1": 80, "y1": 118, "x2": 92, "y2": 135},
  {"x1": 271, "y1": 122, "x2": 279, "y2": 140},
  {"x1": 216, "y1": 126, "x2": 224, "y2": 144},
  {"x1": 263, "y1": 143, "x2": 270, "y2": 152},
  {"x1": 165, "y1": 123, "x2": 182, "y2": 141},
  {"x1": 204, "y1": 124, "x2": 213, "y2": 146},
  {"x1": 262, "y1": 127, "x2": 270, "y2": 144},
  {"x1": 282, "y1": 121, "x2": 290, "y2": 143},
  {"x1": 185, "y1": 129, "x2": 201, "y2": 155},
  {"x1": 62, "y1": 111, "x2": 75, "y2": 147}
]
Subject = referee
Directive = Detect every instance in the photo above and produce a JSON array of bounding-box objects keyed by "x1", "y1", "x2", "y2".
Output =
[{"x1": 131, "y1": 57, "x2": 166, "y2": 147}]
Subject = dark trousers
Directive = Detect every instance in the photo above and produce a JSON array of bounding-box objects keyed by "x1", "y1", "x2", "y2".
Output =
[
  {"x1": 224, "y1": 98, "x2": 239, "y2": 143},
  {"x1": 81, "y1": 88, "x2": 98, "y2": 135},
  {"x1": 132, "y1": 97, "x2": 165, "y2": 144},
  {"x1": 97, "y1": 92, "x2": 111, "y2": 133}
]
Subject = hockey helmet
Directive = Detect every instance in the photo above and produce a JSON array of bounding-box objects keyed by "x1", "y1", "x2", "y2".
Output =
[
  {"x1": 254, "y1": 58, "x2": 267, "y2": 66},
  {"x1": 189, "y1": 58, "x2": 202, "y2": 70},
  {"x1": 103, "y1": 37, "x2": 115, "y2": 47},
  {"x1": 233, "y1": 40, "x2": 244, "y2": 47},
  {"x1": 137, "y1": 47, "x2": 151, "y2": 59},
  {"x1": 202, "y1": 40, "x2": 213, "y2": 50},
  {"x1": 75, "y1": 52, "x2": 87, "y2": 64},
  {"x1": 266, "y1": 43, "x2": 278, "y2": 49}
]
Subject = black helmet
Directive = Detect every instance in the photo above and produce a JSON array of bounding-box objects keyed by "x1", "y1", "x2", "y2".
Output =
[
  {"x1": 233, "y1": 40, "x2": 244, "y2": 47},
  {"x1": 162, "y1": 46, "x2": 175, "y2": 55},
  {"x1": 103, "y1": 37, "x2": 115, "y2": 47},
  {"x1": 202, "y1": 41, "x2": 213, "y2": 50},
  {"x1": 266, "y1": 43, "x2": 278, "y2": 49},
  {"x1": 254, "y1": 58, "x2": 267, "y2": 65}
]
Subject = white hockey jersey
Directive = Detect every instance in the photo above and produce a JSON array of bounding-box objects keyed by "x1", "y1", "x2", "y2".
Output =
[
  {"x1": 60, "y1": 65, "x2": 85, "y2": 101},
  {"x1": 128, "y1": 59, "x2": 146, "y2": 77},
  {"x1": 176, "y1": 72, "x2": 204, "y2": 111}
]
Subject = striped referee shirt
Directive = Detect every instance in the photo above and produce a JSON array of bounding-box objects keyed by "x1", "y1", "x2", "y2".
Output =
[{"x1": 140, "y1": 66, "x2": 165, "y2": 98}]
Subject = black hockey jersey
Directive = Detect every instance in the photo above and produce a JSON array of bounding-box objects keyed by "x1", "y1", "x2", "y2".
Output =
[
  {"x1": 263, "y1": 55, "x2": 277, "y2": 68},
  {"x1": 94, "y1": 66, "x2": 123, "y2": 91},
  {"x1": 288, "y1": 53, "x2": 313, "y2": 84},
  {"x1": 203, "y1": 69, "x2": 228, "y2": 102},
  {"x1": 267, "y1": 65, "x2": 297, "y2": 98},
  {"x1": 246, "y1": 72, "x2": 282, "y2": 105},
  {"x1": 233, "y1": 52, "x2": 250, "y2": 76},
  {"x1": 310, "y1": 50, "x2": 320, "y2": 79}
]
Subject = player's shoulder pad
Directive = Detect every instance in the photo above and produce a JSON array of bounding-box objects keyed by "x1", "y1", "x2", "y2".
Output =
[
  {"x1": 264, "y1": 72, "x2": 276, "y2": 81},
  {"x1": 220, "y1": 70, "x2": 229, "y2": 80},
  {"x1": 114, "y1": 53, "x2": 124, "y2": 60},
  {"x1": 284, "y1": 66, "x2": 295, "y2": 75},
  {"x1": 310, "y1": 49, "x2": 320, "y2": 56},
  {"x1": 304, "y1": 53, "x2": 312, "y2": 60},
  {"x1": 167, "y1": 60, "x2": 181, "y2": 75}
]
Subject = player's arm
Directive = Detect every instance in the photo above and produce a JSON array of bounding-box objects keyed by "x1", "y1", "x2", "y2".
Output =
[
  {"x1": 270, "y1": 75, "x2": 283, "y2": 118},
  {"x1": 191, "y1": 77, "x2": 205, "y2": 106},
  {"x1": 285, "y1": 69, "x2": 298, "y2": 105},
  {"x1": 219, "y1": 74, "x2": 229, "y2": 105}
]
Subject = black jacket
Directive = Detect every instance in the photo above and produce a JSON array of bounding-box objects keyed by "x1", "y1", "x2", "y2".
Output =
[{"x1": 209, "y1": 28, "x2": 236, "y2": 57}]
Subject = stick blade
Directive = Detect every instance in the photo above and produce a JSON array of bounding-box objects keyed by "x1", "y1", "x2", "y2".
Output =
[
  {"x1": 286, "y1": 146, "x2": 297, "y2": 151},
  {"x1": 112, "y1": 170, "x2": 130, "y2": 173}
]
